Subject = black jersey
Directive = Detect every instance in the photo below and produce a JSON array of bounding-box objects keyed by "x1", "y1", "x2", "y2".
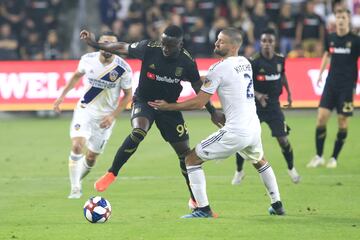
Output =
[
  {"x1": 128, "y1": 40, "x2": 200, "y2": 103},
  {"x1": 324, "y1": 32, "x2": 360, "y2": 89},
  {"x1": 250, "y1": 52, "x2": 285, "y2": 109}
]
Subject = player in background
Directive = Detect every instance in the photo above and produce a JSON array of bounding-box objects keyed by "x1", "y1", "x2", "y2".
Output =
[
  {"x1": 80, "y1": 25, "x2": 223, "y2": 209},
  {"x1": 53, "y1": 32, "x2": 133, "y2": 198},
  {"x1": 149, "y1": 28, "x2": 285, "y2": 218},
  {"x1": 232, "y1": 28, "x2": 300, "y2": 185},
  {"x1": 307, "y1": 8, "x2": 360, "y2": 168}
]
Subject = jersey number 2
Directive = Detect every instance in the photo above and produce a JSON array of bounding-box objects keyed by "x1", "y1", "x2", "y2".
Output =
[{"x1": 244, "y1": 73, "x2": 254, "y2": 99}]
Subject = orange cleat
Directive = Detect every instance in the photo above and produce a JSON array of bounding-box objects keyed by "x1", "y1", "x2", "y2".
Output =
[{"x1": 94, "y1": 172, "x2": 116, "y2": 192}]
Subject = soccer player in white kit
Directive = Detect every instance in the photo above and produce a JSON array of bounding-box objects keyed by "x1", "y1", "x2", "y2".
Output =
[
  {"x1": 53, "y1": 32, "x2": 133, "y2": 199},
  {"x1": 149, "y1": 28, "x2": 285, "y2": 218}
]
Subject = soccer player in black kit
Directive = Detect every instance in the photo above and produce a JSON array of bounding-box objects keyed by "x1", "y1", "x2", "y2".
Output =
[
  {"x1": 231, "y1": 28, "x2": 301, "y2": 185},
  {"x1": 307, "y1": 9, "x2": 360, "y2": 168},
  {"x1": 80, "y1": 25, "x2": 223, "y2": 209}
]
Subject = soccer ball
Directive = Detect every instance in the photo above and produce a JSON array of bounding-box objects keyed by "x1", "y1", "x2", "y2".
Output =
[{"x1": 83, "y1": 196, "x2": 112, "y2": 223}]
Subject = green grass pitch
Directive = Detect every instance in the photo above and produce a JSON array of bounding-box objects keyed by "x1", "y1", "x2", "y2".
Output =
[{"x1": 1, "y1": 110, "x2": 359, "y2": 240}]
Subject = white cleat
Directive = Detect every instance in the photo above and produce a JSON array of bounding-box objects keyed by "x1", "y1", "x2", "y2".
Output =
[
  {"x1": 68, "y1": 187, "x2": 82, "y2": 199},
  {"x1": 326, "y1": 157, "x2": 337, "y2": 168},
  {"x1": 288, "y1": 168, "x2": 301, "y2": 184},
  {"x1": 231, "y1": 170, "x2": 245, "y2": 185},
  {"x1": 307, "y1": 155, "x2": 325, "y2": 168}
]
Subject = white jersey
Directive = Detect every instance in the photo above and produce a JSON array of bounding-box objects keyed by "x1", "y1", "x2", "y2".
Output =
[
  {"x1": 201, "y1": 56, "x2": 260, "y2": 134},
  {"x1": 76, "y1": 52, "x2": 132, "y2": 117}
]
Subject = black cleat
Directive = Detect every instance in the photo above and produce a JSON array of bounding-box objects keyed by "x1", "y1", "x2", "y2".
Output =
[{"x1": 269, "y1": 201, "x2": 285, "y2": 215}]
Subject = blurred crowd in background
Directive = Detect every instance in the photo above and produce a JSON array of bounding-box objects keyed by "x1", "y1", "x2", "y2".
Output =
[{"x1": 1, "y1": 0, "x2": 360, "y2": 61}]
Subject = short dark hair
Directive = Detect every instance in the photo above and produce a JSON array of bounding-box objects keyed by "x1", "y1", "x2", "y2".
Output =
[
  {"x1": 220, "y1": 27, "x2": 242, "y2": 46},
  {"x1": 334, "y1": 8, "x2": 351, "y2": 15},
  {"x1": 261, "y1": 28, "x2": 276, "y2": 37},
  {"x1": 163, "y1": 25, "x2": 183, "y2": 39},
  {"x1": 97, "y1": 31, "x2": 118, "y2": 41}
]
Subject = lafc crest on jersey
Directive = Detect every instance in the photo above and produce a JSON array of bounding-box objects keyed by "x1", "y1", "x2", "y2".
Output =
[{"x1": 175, "y1": 67, "x2": 183, "y2": 77}]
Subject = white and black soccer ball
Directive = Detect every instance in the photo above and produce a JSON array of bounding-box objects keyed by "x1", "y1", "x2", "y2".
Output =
[{"x1": 83, "y1": 196, "x2": 112, "y2": 223}]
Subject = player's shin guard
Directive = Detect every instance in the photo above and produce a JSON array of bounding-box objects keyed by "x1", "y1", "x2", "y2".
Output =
[
  {"x1": 316, "y1": 126, "x2": 326, "y2": 157},
  {"x1": 258, "y1": 163, "x2": 281, "y2": 204},
  {"x1": 187, "y1": 165, "x2": 209, "y2": 208},
  {"x1": 281, "y1": 142, "x2": 294, "y2": 170},
  {"x1": 68, "y1": 151, "x2": 83, "y2": 189},
  {"x1": 235, "y1": 152, "x2": 245, "y2": 172},
  {"x1": 108, "y1": 128, "x2": 147, "y2": 176},
  {"x1": 179, "y1": 157, "x2": 195, "y2": 201},
  {"x1": 331, "y1": 128, "x2": 347, "y2": 160}
]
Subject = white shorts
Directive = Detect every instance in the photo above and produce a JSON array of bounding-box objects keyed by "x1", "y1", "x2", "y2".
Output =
[
  {"x1": 70, "y1": 107, "x2": 115, "y2": 154},
  {"x1": 195, "y1": 128, "x2": 264, "y2": 163}
]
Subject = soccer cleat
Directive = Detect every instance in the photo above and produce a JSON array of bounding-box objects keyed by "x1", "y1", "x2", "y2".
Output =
[
  {"x1": 268, "y1": 201, "x2": 285, "y2": 216},
  {"x1": 94, "y1": 172, "x2": 116, "y2": 192},
  {"x1": 68, "y1": 187, "x2": 82, "y2": 199},
  {"x1": 326, "y1": 157, "x2": 337, "y2": 168},
  {"x1": 181, "y1": 209, "x2": 218, "y2": 218},
  {"x1": 287, "y1": 168, "x2": 301, "y2": 184},
  {"x1": 307, "y1": 155, "x2": 325, "y2": 168},
  {"x1": 231, "y1": 170, "x2": 245, "y2": 185},
  {"x1": 188, "y1": 198, "x2": 198, "y2": 210}
]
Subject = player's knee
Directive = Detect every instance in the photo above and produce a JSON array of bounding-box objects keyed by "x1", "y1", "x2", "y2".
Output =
[
  {"x1": 185, "y1": 150, "x2": 202, "y2": 166},
  {"x1": 72, "y1": 144, "x2": 84, "y2": 155},
  {"x1": 130, "y1": 128, "x2": 147, "y2": 143},
  {"x1": 177, "y1": 149, "x2": 191, "y2": 161}
]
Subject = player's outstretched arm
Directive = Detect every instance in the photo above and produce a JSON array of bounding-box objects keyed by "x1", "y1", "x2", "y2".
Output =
[
  {"x1": 53, "y1": 71, "x2": 84, "y2": 113},
  {"x1": 80, "y1": 30, "x2": 129, "y2": 55},
  {"x1": 191, "y1": 79, "x2": 225, "y2": 127},
  {"x1": 148, "y1": 91, "x2": 212, "y2": 111}
]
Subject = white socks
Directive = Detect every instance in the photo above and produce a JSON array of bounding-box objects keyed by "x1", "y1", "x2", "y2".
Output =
[
  {"x1": 79, "y1": 157, "x2": 94, "y2": 180},
  {"x1": 186, "y1": 165, "x2": 209, "y2": 208},
  {"x1": 258, "y1": 162, "x2": 281, "y2": 204},
  {"x1": 68, "y1": 151, "x2": 83, "y2": 189}
]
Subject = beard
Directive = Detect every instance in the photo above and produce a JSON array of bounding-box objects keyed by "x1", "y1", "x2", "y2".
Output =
[
  {"x1": 214, "y1": 48, "x2": 227, "y2": 57},
  {"x1": 101, "y1": 51, "x2": 113, "y2": 59}
]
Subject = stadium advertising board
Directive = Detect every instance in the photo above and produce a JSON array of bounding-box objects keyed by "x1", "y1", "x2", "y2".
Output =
[{"x1": 0, "y1": 59, "x2": 359, "y2": 111}]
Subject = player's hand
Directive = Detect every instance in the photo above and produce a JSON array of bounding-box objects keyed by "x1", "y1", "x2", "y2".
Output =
[
  {"x1": 256, "y1": 93, "x2": 268, "y2": 108},
  {"x1": 148, "y1": 100, "x2": 170, "y2": 110},
  {"x1": 100, "y1": 115, "x2": 115, "y2": 129},
  {"x1": 80, "y1": 30, "x2": 95, "y2": 43},
  {"x1": 53, "y1": 97, "x2": 63, "y2": 113},
  {"x1": 210, "y1": 110, "x2": 225, "y2": 128},
  {"x1": 283, "y1": 95, "x2": 292, "y2": 108}
]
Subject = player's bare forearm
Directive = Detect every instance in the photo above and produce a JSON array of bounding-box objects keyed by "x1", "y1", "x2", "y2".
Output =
[
  {"x1": 80, "y1": 30, "x2": 129, "y2": 55},
  {"x1": 112, "y1": 88, "x2": 132, "y2": 117},
  {"x1": 92, "y1": 42, "x2": 129, "y2": 55},
  {"x1": 148, "y1": 91, "x2": 211, "y2": 111},
  {"x1": 60, "y1": 71, "x2": 83, "y2": 99},
  {"x1": 191, "y1": 79, "x2": 216, "y2": 114}
]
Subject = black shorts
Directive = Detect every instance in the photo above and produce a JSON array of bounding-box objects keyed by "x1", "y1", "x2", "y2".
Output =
[
  {"x1": 257, "y1": 106, "x2": 290, "y2": 137},
  {"x1": 319, "y1": 84, "x2": 354, "y2": 116},
  {"x1": 130, "y1": 100, "x2": 189, "y2": 143}
]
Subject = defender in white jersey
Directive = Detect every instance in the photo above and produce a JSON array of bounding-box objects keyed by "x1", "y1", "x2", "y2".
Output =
[
  {"x1": 149, "y1": 28, "x2": 285, "y2": 218},
  {"x1": 54, "y1": 32, "x2": 133, "y2": 199}
]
